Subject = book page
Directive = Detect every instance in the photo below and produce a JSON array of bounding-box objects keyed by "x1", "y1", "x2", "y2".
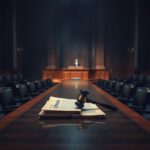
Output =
[
  {"x1": 83, "y1": 103, "x2": 99, "y2": 110},
  {"x1": 42, "y1": 96, "x2": 81, "y2": 113},
  {"x1": 81, "y1": 108, "x2": 106, "y2": 116}
]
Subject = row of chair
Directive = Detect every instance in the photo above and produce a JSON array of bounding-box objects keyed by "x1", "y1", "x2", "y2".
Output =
[
  {"x1": 0, "y1": 73, "x2": 24, "y2": 87},
  {"x1": 0, "y1": 73, "x2": 55, "y2": 117},
  {"x1": 95, "y1": 78, "x2": 150, "y2": 119},
  {"x1": 120, "y1": 74, "x2": 150, "y2": 87}
]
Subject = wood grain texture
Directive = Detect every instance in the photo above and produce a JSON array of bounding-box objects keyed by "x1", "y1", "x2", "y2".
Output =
[
  {"x1": 92, "y1": 84, "x2": 150, "y2": 133},
  {"x1": 43, "y1": 69, "x2": 109, "y2": 81},
  {"x1": 0, "y1": 80, "x2": 150, "y2": 150}
]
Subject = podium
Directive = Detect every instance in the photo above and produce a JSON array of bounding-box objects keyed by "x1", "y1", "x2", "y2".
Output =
[
  {"x1": 63, "y1": 67, "x2": 88, "y2": 80},
  {"x1": 68, "y1": 66, "x2": 84, "y2": 69}
]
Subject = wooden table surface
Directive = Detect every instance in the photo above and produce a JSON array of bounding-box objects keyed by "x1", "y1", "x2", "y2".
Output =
[{"x1": 0, "y1": 80, "x2": 150, "y2": 150}]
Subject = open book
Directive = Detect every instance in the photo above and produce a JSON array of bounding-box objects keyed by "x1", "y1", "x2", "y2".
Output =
[{"x1": 39, "y1": 96, "x2": 106, "y2": 119}]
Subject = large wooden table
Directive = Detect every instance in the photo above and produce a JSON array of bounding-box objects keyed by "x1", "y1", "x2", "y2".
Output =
[{"x1": 0, "y1": 80, "x2": 150, "y2": 150}]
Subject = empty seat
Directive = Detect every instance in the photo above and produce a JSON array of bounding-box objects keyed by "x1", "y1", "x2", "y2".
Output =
[
  {"x1": 3, "y1": 74, "x2": 12, "y2": 86},
  {"x1": 128, "y1": 87, "x2": 150, "y2": 114},
  {"x1": 18, "y1": 73, "x2": 23, "y2": 80},
  {"x1": 42, "y1": 80, "x2": 49, "y2": 89},
  {"x1": 117, "y1": 84, "x2": 135, "y2": 104},
  {"x1": 131, "y1": 74, "x2": 146, "y2": 87},
  {"x1": 26, "y1": 81, "x2": 40, "y2": 97},
  {"x1": 0, "y1": 87, "x2": 19, "y2": 115},
  {"x1": 104, "y1": 80, "x2": 116, "y2": 93},
  {"x1": 11, "y1": 74, "x2": 19, "y2": 82},
  {"x1": 110, "y1": 81, "x2": 124, "y2": 97},
  {"x1": 138, "y1": 74, "x2": 146, "y2": 83},
  {"x1": 14, "y1": 84, "x2": 32, "y2": 103},
  {"x1": 0, "y1": 75, "x2": 5, "y2": 87},
  {"x1": 35, "y1": 80, "x2": 45, "y2": 92},
  {"x1": 99, "y1": 80, "x2": 109, "y2": 90},
  {"x1": 145, "y1": 75, "x2": 150, "y2": 87},
  {"x1": 46, "y1": 79, "x2": 53, "y2": 87},
  {"x1": 96, "y1": 79, "x2": 104, "y2": 87},
  {"x1": 131, "y1": 74, "x2": 139, "y2": 82}
]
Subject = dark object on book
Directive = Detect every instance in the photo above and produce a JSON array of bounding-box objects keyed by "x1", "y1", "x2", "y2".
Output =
[{"x1": 75, "y1": 90, "x2": 117, "y2": 111}]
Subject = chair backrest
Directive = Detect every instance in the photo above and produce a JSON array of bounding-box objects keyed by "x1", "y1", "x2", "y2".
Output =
[
  {"x1": 128, "y1": 74, "x2": 138, "y2": 83},
  {"x1": 97, "y1": 79, "x2": 104, "y2": 87},
  {"x1": 145, "y1": 75, "x2": 150, "y2": 86},
  {"x1": 0, "y1": 87, "x2": 15, "y2": 109},
  {"x1": 47, "y1": 79, "x2": 53, "y2": 87},
  {"x1": 11, "y1": 74, "x2": 18, "y2": 82},
  {"x1": 3, "y1": 74, "x2": 12, "y2": 85},
  {"x1": 138, "y1": 75, "x2": 146, "y2": 83},
  {"x1": 114, "y1": 81, "x2": 124, "y2": 94},
  {"x1": 108, "y1": 80, "x2": 116, "y2": 90},
  {"x1": 132, "y1": 74, "x2": 138, "y2": 82},
  {"x1": 42, "y1": 80, "x2": 48, "y2": 89},
  {"x1": 26, "y1": 81, "x2": 37, "y2": 93},
  {"x1": 0, "y1": 75, "x2": 5, "y2": 86},
  {"x1": 35, "y1": 80, "x2": 42, "y2": 90},
  {"x1": 121, "y1": 84, "x2": 134, "y2": 98},
  {"x1": 101, "y1": 80, "x2": 109, "y2": 89},
  {"x1": 133, "y1": 87, "x2": 150, "y2": 109},
  {"x1": 16, "y1": 84, "x2": 29, "y2": 98},
  {"x1": 17, "y1": 73, "x2": 24, "y2": 82}
]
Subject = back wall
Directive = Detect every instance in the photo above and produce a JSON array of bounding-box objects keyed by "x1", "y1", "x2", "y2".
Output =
[{"x1": 0, "y1": 0, "x2": 150, "y2": 79}]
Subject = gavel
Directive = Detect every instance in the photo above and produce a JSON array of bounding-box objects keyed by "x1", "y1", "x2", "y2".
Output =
[{"x1": 75, "y1": 90, "x2": 117, "y2": 111}]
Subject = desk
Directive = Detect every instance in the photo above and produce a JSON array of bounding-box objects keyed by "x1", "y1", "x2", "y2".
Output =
[{"x1": 0, "y1": 80, "x2": 150, "y2": 150}]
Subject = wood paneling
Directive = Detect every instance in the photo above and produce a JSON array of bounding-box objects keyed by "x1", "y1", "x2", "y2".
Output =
[
  {"x1": 43, "y1": 69, "x2": 109, "y2": 81},
  {"x1": 1, "y1": 0, "x2": 150, "y2": 80}
]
